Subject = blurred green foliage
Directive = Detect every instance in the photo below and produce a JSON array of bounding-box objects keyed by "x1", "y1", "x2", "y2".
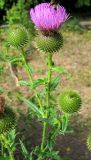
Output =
[
  {"x1": 0, "y1": 0, "x2": 91, "y2": 26},
  {"x1": 63, "y1": 17, "x2": 82, "y2": 32},
  {"x1": 0, "y1": 0, "x2": 44, "y2": 10},
  {"x1": 0, "y1": 0, "x2": 45, "y2": 25},
  {"x1": 0, "y1": 0, "x2": 91, "y2": 10},
  {"x1": 0, "y1": 0, "x2": 89, "y2": 34},
  {"x1": 0, "y1": 0, "x2": 5, "y2": 9},
  {"x1": 6, "y1": 0, "x2": 32, "y2": 26},
  {"x1": 6, "y1": 0, "x2": 37, "y2": 39},
  {"x1": 76, "y1": 0, "x2": 90, "y2": 7}
]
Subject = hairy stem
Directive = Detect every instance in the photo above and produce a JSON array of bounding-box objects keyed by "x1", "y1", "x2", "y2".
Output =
[
  {"x1": 42, "y1": 54, "x2": 52, "y2": 148},
  {"x1": 47, "y1": 54, "x2": 52, "y2": 108},
  {"x1": 41, "y1": 122, "x2": 47, "y2": 150},
  {"x1": 9, "y1": 152, "x2": 15, "y2": 160},
  {"x1": 21, "y1": 49, "x2": 43, "y2": 112},
  {"x1": 7, "y1": 148, "x2": 15, "y2": 160},
  {"x1": 38, "y1": 54, "x2": 52, "y2": 160}
]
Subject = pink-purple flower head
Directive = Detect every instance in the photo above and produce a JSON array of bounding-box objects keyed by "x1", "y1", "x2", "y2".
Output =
[{"x1": 30, "y1": 3, "x2": 69, "y2": 32}]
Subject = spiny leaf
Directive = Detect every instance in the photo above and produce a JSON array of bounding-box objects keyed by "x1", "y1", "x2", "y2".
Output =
[
  {"x1": 19, "y1": 80, "x2": 33, "y2": 87},
  {"x1": 32, "y1": 78, "x2": 47, "y2": 88},
  {"x1": 8, "y1": 56, "x2": 22, "y2": 63},
  {"x1": 20, "y1": 140, "x2": 29, "y2": 159},
  {"x1": 23, "y1": 98, "x2": 43, "y2": 118},
  {"x1": 52, "y1": 66, "x2": 68, "y2": 74},
  {"x1": 19, "y1": 78, "x2": 47, "y2": 89},
  {"x1": 50, "y1": 76, "x2": 60, "y2": 91},
  {"x1": 20, "y1": 140, "x2": 33, "y2": 160}
]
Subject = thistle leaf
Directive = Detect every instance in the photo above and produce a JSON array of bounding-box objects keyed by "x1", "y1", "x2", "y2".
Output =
[
  {"x1": 23, "y1": 98, "x2": 43, "y2": 118},
  {"x1": 19, "y1": 78, "x2": 47, "y2": 89},
  {"x1": 20, "y1": 140, "x2": 29, "y2": 159},
  {"x1": 50, "y1": 76, "x2": 60, "y2": 91},
  {"x1": 19, "y1": 80, "x2": 33, "y2": 87},
  {"x1": 52, "y1": 66, "x2": 68, "y2": 74}
]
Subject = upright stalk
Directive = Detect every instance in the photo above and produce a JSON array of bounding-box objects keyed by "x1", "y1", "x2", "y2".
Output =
[
  {"x1": 8, "y1": 150, "x2": 15, "y2": 160},
  {"x1": 21, "y1": 49, "x2": 43, "y2": 112},
  {"x1": 21, "y1": 50, "x2": 53, "y2": 160},
  {"x1": 47, "y1": 53, "x2": 52, "y2": 108},
  {"x1": 38, "y1": 54, "x2": 52, "y2": 160}
]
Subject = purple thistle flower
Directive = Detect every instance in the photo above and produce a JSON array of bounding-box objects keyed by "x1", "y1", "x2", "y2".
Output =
[{"x1": 30, "y1": 3, "x2": 69, "y2": 31}]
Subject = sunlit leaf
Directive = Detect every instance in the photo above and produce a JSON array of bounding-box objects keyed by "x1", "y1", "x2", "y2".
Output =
[{"x1": 52, "y1": 66, "x2": 68, "y2": 74}]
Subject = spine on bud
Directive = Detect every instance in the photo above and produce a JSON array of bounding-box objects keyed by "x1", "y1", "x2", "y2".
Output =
[
  {"x1": 0, "y1": 106, "x2": 16, "y2": 135},
  {"x1": 7, "y1": 24, "x2": 29, "y2": 48},
  {"x1": 35, "y1": 32, "x2": 63, "y2": 54},
  {"x1": 87, "y1": 134, "x2": 91, "y2": 150}
]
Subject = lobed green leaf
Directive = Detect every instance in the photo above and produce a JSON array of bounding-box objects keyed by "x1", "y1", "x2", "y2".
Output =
[{"x1": 52, "y1": 66, "x2": 68, "y2": 74}]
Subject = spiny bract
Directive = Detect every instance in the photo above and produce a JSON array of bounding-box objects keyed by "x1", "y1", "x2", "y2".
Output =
[
  {"x1": 7, "y1": 25, "x2": 29, "y2": 48},
  {"x1": 35, "y1": 32, "x2": 63, "y2": 54},
  {"x1": 58, "y1": 90, "x2": 82, "y2": 114},
  {"x1": 0, "y1": 107, "x2": 16, "y2": 135},
  {"x1": 87, "y1": 134, "x2": 91, "y2": 150}
]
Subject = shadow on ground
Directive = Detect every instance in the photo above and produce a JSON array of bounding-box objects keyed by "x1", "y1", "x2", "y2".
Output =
[{"x1": 15, "y1": 111, "x2": 91, "y2": 160}]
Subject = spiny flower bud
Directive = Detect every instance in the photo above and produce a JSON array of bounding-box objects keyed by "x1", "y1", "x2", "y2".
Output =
[
  {"x1": 7, "y1": 25, "x2": 29, "y2": 48},
  {"x1": 35, "y1": 32, "x2": 63, "y2": 54},
  {"x1": 87, "y1": 134, "x2": 91, "y2": 150},
  {"x1": 0, "y1": 107, "x2": 16, "y2": 135},
  {"x1": 58, "y1": 90, "x2": 82, "y2": 114}
]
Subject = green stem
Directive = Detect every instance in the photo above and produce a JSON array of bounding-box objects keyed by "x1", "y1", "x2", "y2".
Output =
[
  {"x1": 21, "y1": 49, "x2": 43, "y2": 112},
  {"x1": 38, "y1": 122, "x2": 47, "y2": 160},
  {"x1": 42, "y1": 54, "x2": 52, "y2": 148},
  {"x1": 7, "y1": 148, "x2": 15, "y2": 160},
  {"x1": 47, "y1": 54, "x2": 52, "y2": 108},
  {"x1": 41, "y1": 122, "x2": 47, "y2": 150},
  {"x1": 9, "y1": 152, "x2": 15, "y2": 160},
  {"x1": 38, "y1": 54, "x2": 52, "y2": 160}
]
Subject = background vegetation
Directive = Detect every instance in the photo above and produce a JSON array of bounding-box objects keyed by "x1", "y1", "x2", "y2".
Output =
[{"x1": 0, "y1": 0, "x2": 91, "y2": 24}]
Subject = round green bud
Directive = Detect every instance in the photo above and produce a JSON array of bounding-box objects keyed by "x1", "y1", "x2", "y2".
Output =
[
  {"x1": 58, "y1": 90, "x2": 82, "y2": 114},
  {"x1": 0, "y1": 107, "x2": 16, "y2": 135},
  {"x1": 35, "y1": 32, "x2": 63, "y2": 54},
  {"x1": 87, "y1": 134, "x2": 91, "y2": 150},
  {"x1": 7, "y1": 25, "x2": 29, "y2": 48}
]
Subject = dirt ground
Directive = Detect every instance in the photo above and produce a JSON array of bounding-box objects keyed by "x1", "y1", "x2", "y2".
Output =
[{"x1": 1, "y1": 27, "x2": 91, "y2": 160}]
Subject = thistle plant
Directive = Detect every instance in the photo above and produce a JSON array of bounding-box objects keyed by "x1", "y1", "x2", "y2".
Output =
[{"x1": 6, "y1": 2, "x2": 82, "y2": 160}]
